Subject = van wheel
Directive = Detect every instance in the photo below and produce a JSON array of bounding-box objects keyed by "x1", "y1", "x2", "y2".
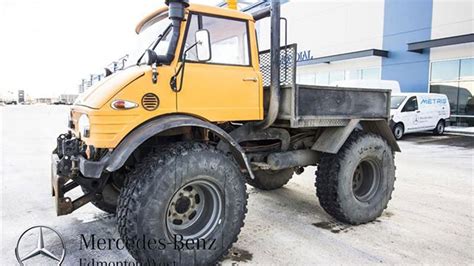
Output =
[
  {"x1": 117, "y1": 142, "x2": 247, "y2": 264},
  {"x1": 433, "y1": 120, "x2": 445, "y2": 135},
  {"x1": 315, "y1": 131, "x2": 396, "y2": 224},
  {"x1": 392, "y1": 123, "x2": 404, "y2": 140},
  {"x1": 247, "y1": 169, "x2": 294, "y2": 190}
]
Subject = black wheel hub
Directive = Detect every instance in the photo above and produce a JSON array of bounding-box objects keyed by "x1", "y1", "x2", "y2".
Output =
[
  {"x1": 175, "y1": 197, "x2": 191, "y2": 214},
  {"x1": 352, "y1": 159, "x2": 381, "y2": 202}
]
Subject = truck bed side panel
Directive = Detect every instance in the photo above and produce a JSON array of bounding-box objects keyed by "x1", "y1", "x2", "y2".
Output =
[{"x1": 297, "y1": 85, "x2": 390, "y2": 119}]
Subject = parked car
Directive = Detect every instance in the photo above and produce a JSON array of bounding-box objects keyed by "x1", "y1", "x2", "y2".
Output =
[{"x1": 390, "y1": 93, "x2": 450, "y2": 139}]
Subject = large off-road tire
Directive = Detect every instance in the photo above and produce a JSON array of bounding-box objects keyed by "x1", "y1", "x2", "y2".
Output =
[
  {"x1": 315, "y1": 131, "x2": 395, "y2": 225},
  {"x1": 247, "y1": 169, "x2": 294, "y2": 190},
  {"x1": 433, "y1": 120, "x2": 445, "y2": 135},
  {"x1": 81, "y1": 172, "x2": 125, "y2": 214},
  {"x1": 117, "y1": 142, "x2": 248, "y2": 264}
]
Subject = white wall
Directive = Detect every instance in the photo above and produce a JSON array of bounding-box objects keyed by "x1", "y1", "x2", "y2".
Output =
[
  {"x1": 256, "y1": 0, "x2": 386, "y2": 83},
  {"x1": 430, "y1": 0, "x2": 474, "y2": 62}
]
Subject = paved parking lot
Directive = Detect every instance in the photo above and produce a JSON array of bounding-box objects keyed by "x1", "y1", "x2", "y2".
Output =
[{"x1": 1, "y1": 105, "x2": 473, "y2": 265}]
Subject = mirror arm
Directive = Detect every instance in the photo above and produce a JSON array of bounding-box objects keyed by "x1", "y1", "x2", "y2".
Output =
[
  {"x1": 176, "y1": 54, "x2": 187, "y2": 92},
  {"x1": 152, "y1": 63, "x2": 158, "y2": 84},
  {"x1": 171, "y1": 41, "x2": 200, "y2": 92}
]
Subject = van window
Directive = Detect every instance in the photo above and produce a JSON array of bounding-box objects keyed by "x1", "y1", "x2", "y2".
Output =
[
  {"x1": 402, "y1": 96, "x2": 418, "y2": 112},
  {"x1": 391, "y1": 96, "x2": 406, "y2": 109}
]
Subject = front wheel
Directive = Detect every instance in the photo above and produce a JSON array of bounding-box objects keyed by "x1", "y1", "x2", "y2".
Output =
[
  {"x1": 117, "y1": 142, "x2": 247, "y2": 264},
  {"x1": 315, "y1": 131, "x2": 395, "y2": 224},
  {"x1": 392, "y1": 123, "x2": 404, "y2": 140}
]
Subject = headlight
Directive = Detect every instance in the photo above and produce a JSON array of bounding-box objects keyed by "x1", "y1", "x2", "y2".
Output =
[{"x1": 78, "y1": 114, "x2": 90, "y2": 138}]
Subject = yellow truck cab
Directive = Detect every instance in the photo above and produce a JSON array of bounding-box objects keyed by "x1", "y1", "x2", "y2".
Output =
[
  {"x1": 71, "y1": 4, "x2": 262, "y2": 148},
  {"x1": 51, "y1": 0, "x2": 400, "y2": 264}
]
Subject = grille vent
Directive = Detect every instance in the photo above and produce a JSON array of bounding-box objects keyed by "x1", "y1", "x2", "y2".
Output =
[{"x1": 141, "y1": 93, "x2": 159, "y2": 111}]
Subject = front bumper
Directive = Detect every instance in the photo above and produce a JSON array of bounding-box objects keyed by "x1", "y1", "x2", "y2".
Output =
[
  {"x1": 51, "y1": 154, "x2": 96, "y2": 215},
  {"x1": 51, "y1": 132, "x2": 109, "y2": 216}
]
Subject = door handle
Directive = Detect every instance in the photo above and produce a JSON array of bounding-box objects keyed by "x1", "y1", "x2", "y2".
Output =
[
  {"x1": 416, "y1": 110, "x2": 420, "y2": 113},
  {"x1": 243, "y1": 77, "x2": 258, "y2": 82}
]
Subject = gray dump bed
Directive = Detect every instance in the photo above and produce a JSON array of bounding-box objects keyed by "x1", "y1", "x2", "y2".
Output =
[{"x1": 260, "y1": 44, "x2": 391, "y2": 128}]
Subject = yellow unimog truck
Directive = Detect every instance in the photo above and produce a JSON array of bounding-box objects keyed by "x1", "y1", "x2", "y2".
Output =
[{"x1": 51, "y1": 0, "x2": 400, "y2": 263}]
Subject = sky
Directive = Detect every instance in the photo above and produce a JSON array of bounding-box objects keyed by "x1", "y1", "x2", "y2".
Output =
[{"x1": 0, "y1": 0, "x2": 221, "y2": 98}]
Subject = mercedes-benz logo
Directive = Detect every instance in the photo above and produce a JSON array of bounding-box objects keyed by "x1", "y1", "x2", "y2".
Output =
[{"x1": 15, "y1": 225, "x2": 66, "y2": 265}]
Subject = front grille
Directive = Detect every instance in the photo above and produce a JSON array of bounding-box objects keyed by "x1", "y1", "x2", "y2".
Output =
[{"x1": 142, "y1": 93, "x2": 159, "y2": 111}]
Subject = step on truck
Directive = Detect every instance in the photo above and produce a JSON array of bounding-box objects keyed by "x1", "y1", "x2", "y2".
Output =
[{"x1": 51, "y1": 0, "x2": 400, "y2": 264}]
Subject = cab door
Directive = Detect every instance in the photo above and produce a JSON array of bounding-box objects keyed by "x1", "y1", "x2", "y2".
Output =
[
  {"x1": 176, "y1": 13, "x2": 261, "y2": 122},
  {"x1": 400, "y1": 96, "x2": 420, "y2": 132}
]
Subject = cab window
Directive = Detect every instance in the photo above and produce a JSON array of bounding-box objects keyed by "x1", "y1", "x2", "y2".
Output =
[
  {"x1": 183, "y1": 13, "x2": 250, "y2": 66},
  {"x1": 402, "y1": 96, "x2": 418, "y2": 112}
]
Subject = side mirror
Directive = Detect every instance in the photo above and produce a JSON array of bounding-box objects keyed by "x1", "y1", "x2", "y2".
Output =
[
  {"x1": 143, "y1": 49, "x2": 158, "y2": 65},
  {"x1": 195, "y1": 30, "x2": 211, "y2": 62}
]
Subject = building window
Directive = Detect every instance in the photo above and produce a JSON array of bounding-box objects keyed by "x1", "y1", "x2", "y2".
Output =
[
  {"x1": 298, "y1": 73, "x2": 316, "y2": 85},
  {"x1": 329, "y1": 71, "x2": 345, "y2": 84},
  {"x1": 361, "y1": 68, "x2": 380, "y2": 80},
  {"x1": 316, "y1": 72, "x2": 329, "y2": 85},
  {"x1": 345, "y1": 69, "x2": 362, "y2": 80},
  {"x1": 430, "y1": 58, "x2": 474, "y2": 126},
  {"x1": 460, "y1": 58, "x2": 474, "y2": 80},
  {"x1": 296, "y1": 67, "x2": 381, "y2": 86},
  {"x1": 431, "y1": 59, "x2": 460, "y2": 82},
  {"x1": 342, "y1": 68, "x2": 380, "y2": 81}
]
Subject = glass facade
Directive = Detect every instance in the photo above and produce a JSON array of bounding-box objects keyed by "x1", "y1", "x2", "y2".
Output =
[
  {"x1": 297, "y1": 67, "x2": 381, "y2": 86},
  {"x1": 430, "y1": 58, "x2": 474, "y2": 126}
]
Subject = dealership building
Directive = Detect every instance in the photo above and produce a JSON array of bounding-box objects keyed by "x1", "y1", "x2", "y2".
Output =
[{"x1": 240, "y1": 0, "x2": 473, "y2": 126}]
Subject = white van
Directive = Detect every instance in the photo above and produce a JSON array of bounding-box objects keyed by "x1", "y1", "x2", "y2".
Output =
[{"x1": 390, "y1": 93, "x2": 450, "y2": 139}]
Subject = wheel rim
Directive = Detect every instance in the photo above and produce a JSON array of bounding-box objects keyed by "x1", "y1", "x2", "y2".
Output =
[
  {"x1": 166, "y1": 178, "x2": 223, "y2": 240},
  {"x1": 352, "y1": 159, "x2": 381, "y2": 202},
  {"x1": 394, "y1": 126, "x2": 403, "y2": 139}
]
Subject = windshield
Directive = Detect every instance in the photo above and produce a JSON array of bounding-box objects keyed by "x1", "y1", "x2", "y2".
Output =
[
  {"x1": 391, "y1": 96, "x2": 407, "y2": 109},
  {"x1": 127, "y1": 14, "x2": 172, "y2": 66}
]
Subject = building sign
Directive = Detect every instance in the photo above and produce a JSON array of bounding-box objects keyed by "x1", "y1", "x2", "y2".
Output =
[{"x1": 297, "y1": 50, "x2": 313, "y2": 62}]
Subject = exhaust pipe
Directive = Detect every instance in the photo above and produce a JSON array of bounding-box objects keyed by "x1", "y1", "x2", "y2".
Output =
[
  {"x1": 267, "y1": 150, "x2": 320, "y2": 171},
  {"x1": 158, "y1": 0, "x2": 189, "y2": 64},
  {"x1": 254, "y1": 0, "x2": 281, "y2": 129}
]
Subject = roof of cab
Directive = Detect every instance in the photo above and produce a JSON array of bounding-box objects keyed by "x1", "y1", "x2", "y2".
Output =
[{"x1": 135, "y1": 3, "x2": 253, "y2": 33}]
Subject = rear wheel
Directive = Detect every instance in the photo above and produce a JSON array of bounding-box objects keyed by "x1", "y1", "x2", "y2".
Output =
[
  {"x1": 392, "y1": 123, "x2": 404, "y2": 140},
  {"x1": 246, "y1": 168, "x2": 294, "y2": 190},
  {"x1": 117, "y1": 142, "x2": 247, "y2": 264},
  {"x1": 315, "y1": 131, "x2": 395, "y2": 224},
  {"x1": 433, "y1": 120, "x2": 445, "y2": 135}
]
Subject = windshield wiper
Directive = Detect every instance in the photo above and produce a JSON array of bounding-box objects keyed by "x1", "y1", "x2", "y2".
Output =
[{"x1": 136, "y1": 24, "x2": 172, "y2": 65}]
